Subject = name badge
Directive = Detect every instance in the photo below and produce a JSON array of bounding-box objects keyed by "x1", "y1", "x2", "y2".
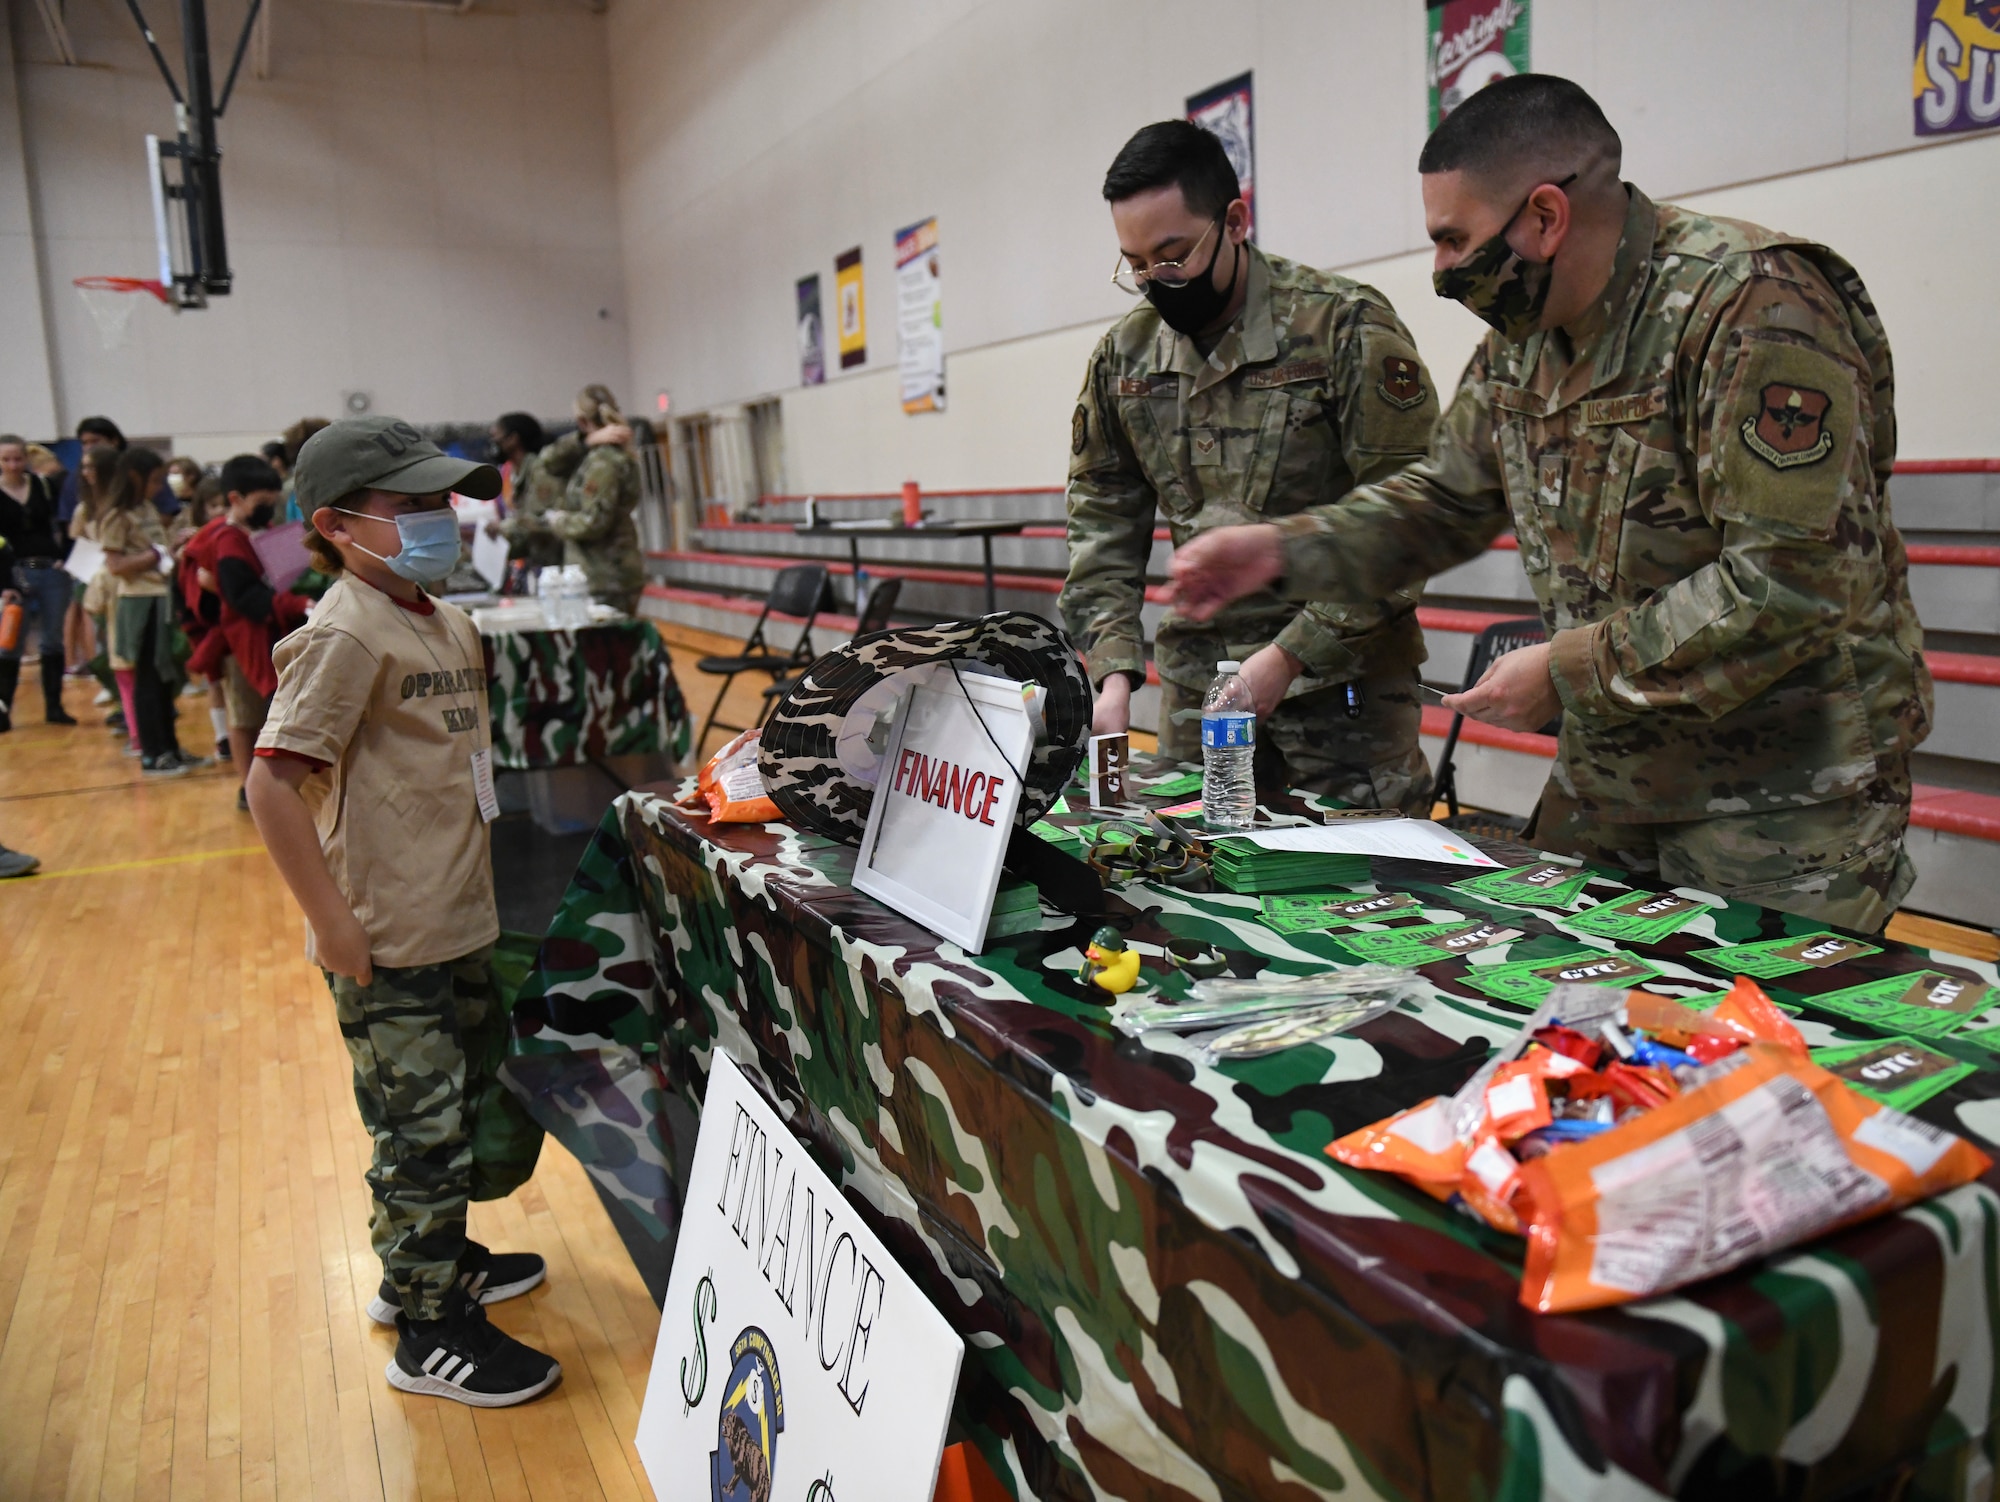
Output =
[{"x1": 471, "y1": 747, "x2": 500, "y2": 824}]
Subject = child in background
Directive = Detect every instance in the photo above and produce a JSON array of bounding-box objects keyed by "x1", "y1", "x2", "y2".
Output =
[
  {"x1": 245, "y1": 418, "x2": 557, "y2": 1408},
  {"x1": 97, "y1": 447, "x2": 201, "y2": 774},
  {"x1": 181, "y1": 473, "x2": 233, "y2": 758},
  {"x1": 192, "y1": 456, "x2": 308, "y2": 809}
]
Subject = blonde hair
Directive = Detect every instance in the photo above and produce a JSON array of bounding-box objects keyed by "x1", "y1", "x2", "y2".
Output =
[{"x1": 575, "y1": 383, "x2": 625, "y2": 431}]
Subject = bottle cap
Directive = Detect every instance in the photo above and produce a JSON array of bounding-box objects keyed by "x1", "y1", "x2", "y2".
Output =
[{"x1": 1215, "y1": 660, "x2": 1241, "y2": 673}]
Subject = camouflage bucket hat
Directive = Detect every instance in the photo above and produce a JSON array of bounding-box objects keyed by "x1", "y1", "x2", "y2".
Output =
[{"x1": 758, "y1": 611, "x2": 1090, "y2": 844}]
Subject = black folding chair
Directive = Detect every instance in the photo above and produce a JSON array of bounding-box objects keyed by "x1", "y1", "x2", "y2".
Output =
[
  {"x1": 695, "y1": 563, "x2": 831, "y2": 757},
  {"x1": 1432, "y1": 617, "x2": 1562, "y2": 835},
  {"x1": 758, "y1": 577, "x2": 904, "y2": 724}
]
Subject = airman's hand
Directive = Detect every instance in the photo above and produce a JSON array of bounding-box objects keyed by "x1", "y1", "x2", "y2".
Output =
[
  {"x1": 1167, "y1": 524, "x2": 1284, "y2": 622},
  {"x1": 1443, "y1": 642, "x2": 1561, "y2": 733}
]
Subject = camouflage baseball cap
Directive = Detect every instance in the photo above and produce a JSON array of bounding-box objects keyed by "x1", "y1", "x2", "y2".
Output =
[
  {"x1": 758, "y1": 612, "x2": 1089, "y2": 844},
  {"x1": 292, "y1": 416, "x2": 502, "y2": 513}
]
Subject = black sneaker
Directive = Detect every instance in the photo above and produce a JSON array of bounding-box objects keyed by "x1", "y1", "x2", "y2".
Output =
[
  {"x1": 386, "y1": 1292, "x2": 560, "y2": 1407},
  {"x1": 366, "y1": 1240, "x2": 547, "y2": 1326},
  {"x1": 141, "y1": 752, "x2": 192, "y2": 777},
  {"x1": 237, "y1": 784, "x2": 249, "y2": 812},
  {"x1": 214, "y1": 738, "x2": 232, "y2": 761}
]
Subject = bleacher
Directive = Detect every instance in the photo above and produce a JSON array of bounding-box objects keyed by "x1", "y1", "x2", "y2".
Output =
[{"x1": 643, "y1": 462, "x2": 2000, "y2": 929}]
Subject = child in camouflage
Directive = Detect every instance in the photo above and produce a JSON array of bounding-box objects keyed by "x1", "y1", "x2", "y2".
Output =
[{"x1": 244, "y1": 417, "x2": 562, "y2": 1408}]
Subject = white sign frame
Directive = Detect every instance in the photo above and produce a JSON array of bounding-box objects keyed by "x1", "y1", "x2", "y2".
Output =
[
  {"x1": 636, "y1": 1050, "x2": 963, "y2": 1502},
  {"x1": 852, "y1": 667, "x2": 1031, "y2": 952}
]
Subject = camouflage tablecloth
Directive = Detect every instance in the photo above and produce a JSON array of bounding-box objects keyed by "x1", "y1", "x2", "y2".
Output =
[
  {"x1": 504, "y1": 762, "x2": 2000, "y2": 1502},
  {"x1": 480, "y1": 619, "x2": 689, "y2": 770}
]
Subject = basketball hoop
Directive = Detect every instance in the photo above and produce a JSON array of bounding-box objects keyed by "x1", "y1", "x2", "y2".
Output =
[{"x1": 73, "y1": 276, "x2": 172, "y2": 351}]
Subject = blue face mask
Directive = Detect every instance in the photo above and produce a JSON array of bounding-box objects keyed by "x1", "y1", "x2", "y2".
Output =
[{"x1": 335, "y1": 505, "x2": 462, "y2": 583}]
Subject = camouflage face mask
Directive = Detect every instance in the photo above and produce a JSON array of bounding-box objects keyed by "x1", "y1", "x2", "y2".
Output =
[{"x1": 1432, "y1": 173, "x2": 1576, "y2": 342}]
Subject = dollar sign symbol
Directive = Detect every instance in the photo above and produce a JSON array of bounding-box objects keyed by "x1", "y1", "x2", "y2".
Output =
[{"x1": 680, "y1": 1272, "x2": 717, "y2": 1414}]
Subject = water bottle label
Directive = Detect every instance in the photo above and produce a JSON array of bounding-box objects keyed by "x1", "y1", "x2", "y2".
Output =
[{"x1": 1201, "y1": 712, "x2": 1254, "y2": 749}]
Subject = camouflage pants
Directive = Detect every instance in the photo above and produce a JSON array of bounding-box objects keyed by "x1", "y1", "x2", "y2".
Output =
[
  {"x1": 1159, "y1": 671, "x2": 1434, "y2": 814},
  {"x1": 325, "y1": 946, "x2": 544, "y2": 1319},
  {"x1": 1534, "y1": 763, "x2": 1916, "y2": 934}
]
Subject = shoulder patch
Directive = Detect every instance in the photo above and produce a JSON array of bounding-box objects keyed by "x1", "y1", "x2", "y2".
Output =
[
  {"x1": 1376, "y1": 355, "x2": 1427, "y2": 410},
  {"x1": 1071, "y1": 404, "x2": 1088, "y2": 455},
  {"x1": 1241, "y1": 359, "x2": 1329, "y2": 390},
  {"x1": 1714, "y1": 333, "x2": 1860, "y2": 535}
]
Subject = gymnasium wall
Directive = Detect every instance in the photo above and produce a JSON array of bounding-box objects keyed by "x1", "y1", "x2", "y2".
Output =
[
  {"x1": 607, "y1": 0, "x2": 2000, "y2": 492},
  {"x1": 6, "y1": 0, "x2": 629, "y2": 449}
]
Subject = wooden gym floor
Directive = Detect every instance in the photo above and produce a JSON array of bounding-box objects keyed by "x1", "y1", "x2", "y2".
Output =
[{"x1": 0, "y1": 667, "x2": 666, "y2": 1502}]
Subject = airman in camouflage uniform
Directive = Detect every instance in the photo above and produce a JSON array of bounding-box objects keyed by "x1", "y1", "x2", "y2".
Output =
[
  {"x1": 540, "y1": 430, "x2": 645, "y2": 616},
  {"x1": 496, "y1": 444, "x2": 572, "y2": 572},
  {"x1": 1173, "y1": 78, "x2": 1930, "y2": 930},
  {"x1": 1064, "y1": 152, "x2": 1442, "y2": 811}
]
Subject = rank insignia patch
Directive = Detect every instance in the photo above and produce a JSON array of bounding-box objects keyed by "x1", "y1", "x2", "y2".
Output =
[
  {"x1": 1377, "y1": 355, "x2": 1427, "y2": 410},
  {"x1": 1742, "y1": 383, "x2": 1834, "y2": 469}
]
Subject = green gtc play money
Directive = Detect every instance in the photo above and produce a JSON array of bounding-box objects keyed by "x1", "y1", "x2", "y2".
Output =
[
  {"x1": 1258, "y1": 891, "x2": 1431, "y2": 934},
  {"x1": 1133, "y1": 770, "x2": 1204, "y2": 799},
  {"x1": 1794, "y1": 970, "x2": 1996, "y2": 1039},
  {"x1": 1452, "y1": 861, "x2": 1594, "y2": 909},
  {"x1": 1562, "y1": 890, "x2": 1716, "y2": 944},
  {"x1": 1335, "y1": 919, "x2": 1521, "y2": 966},
  {"x1": 1810, "y1": 1036, "x2": 1976, "y2": 1111},
  {"x1": 1461, "y1": 949, "x2": 1660, "y2": 1004},
  {"x1": 1688, "y1": 931, "x2": 1882, "y2": 980}
]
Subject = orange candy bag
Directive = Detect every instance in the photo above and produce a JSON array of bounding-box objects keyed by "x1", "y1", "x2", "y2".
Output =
[
  {"x1": 1515, "y1": 1038, "x2": 1990, "y2": 1311},
  {"x1": 696, "y1": 728, "x2": 782, "y2": 823}
]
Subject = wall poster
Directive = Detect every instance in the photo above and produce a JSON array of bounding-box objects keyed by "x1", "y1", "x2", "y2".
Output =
[
  {"x1": 835, "y1": 247, "x2": 867, "y2": 370},
  {"x1": 796, "y1": 273, "x2": 825, "y2": 386},
  {"x1": 1427, "y1": 0, "x2": 1531, "y2": 130},
  {"x1": 894, "y1": 217, "x2": 944, "y2": 415},
  {"x1": 1914, "y1": 1, "x2": 2000, "y2": 135},
  {"x1": 1186, "y1": 72, "x2": 1254, "y2": 240}
]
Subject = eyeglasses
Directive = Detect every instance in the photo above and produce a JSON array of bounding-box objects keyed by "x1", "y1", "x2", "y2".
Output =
[{"x1": 1110, "y1": 217, "x2": 1222, "y2": 296}]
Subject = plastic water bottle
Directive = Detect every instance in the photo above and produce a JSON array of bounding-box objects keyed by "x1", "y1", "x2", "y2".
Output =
[
  {"x1": 1201, "y1": 660, "x2": 1257, "y2": 832},
  {"x1": 561, "y1": 565, "x2": 587, "y2": 627}
]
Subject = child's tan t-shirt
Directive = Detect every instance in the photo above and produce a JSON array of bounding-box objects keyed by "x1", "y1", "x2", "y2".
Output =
[{"x1": 258, "y1": 575, "x2": 498, "y2": 969}]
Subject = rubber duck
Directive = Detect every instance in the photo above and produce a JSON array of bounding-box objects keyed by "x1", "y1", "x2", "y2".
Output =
[{"x1": 1079, "y1": 925, "x2": 1143, "y2": 995}]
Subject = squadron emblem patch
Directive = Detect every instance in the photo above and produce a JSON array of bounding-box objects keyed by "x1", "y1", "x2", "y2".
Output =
[
  {"x1": 1376, "y1": 355, "x2": 1427, "y2": 410},
  {"x1": 1741, "y1": 383, "x2": 1834, "y2": 469},
  {"x1": 1071, "y1": 404, "x2": 1088, "y2": 455}
]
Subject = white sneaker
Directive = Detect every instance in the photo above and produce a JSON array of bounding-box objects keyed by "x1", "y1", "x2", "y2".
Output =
[{"x1": 93, "y1": 687, "x2": 114, "y2": 706}]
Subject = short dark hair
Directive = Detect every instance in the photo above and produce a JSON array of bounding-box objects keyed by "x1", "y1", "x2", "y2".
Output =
[
  {"x1": 1418, "y1": 73, "x2": 1621, "y2": 181},
  {"x1": 260, "y1": 439, "x2": 287, "y2": 462},
  {"x1": 220, "y1": 454, "x2": 283, "y2": 497},
  {"x1": 494, "y1": 411, "x2": 546, "y2": 454},
  {"x1": 282, "y1": 417, "x2": 330, "y2": 467},
  {"x1": 1102, "y1": 120, "x2": 1240, "y2": 219},
  {"x1": 77, "y1": 416, "x2": 125, "y2": 448}
]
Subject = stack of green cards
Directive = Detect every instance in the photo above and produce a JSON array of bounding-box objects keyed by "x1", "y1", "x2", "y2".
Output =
[
  {"x1": 1688, "y1": 932, "x2": 1882, "y2": 979},
  {"x1": 1258, "y1": 891, "x2": 1434, "y2": 935},
  {"x1": 1563, "y1": 890, "x2": 1716, "y2": 943},
  {"x1": 1453, "y1": 861, "x2": 1595, "y2": 909},
  {"x1": 984, "y1": 876, "x2": 1046, "y2": 939},
  {"x1": 1335, "y1": 919, "x2": 1523, "y2": 965},
  {"x1": 1211, "y1": 840, "x2": 1371, "y2": 895},
  {"x1": 1134, "y1": 769, "x2": 1204, "y2": 799},
  {"x1": 1026, "y1": 819, "x2": 1087, "y2": 858},
  {"x1": 1793, "y1": 970, "x2": 1995, "y2": 1040},
  {"x1": 1811, "y1": 1036, "x2": 1976, "y2": 1110},
  {"x1": 1462, "y1": 948, "x2": 1661, "y2": 1003}
]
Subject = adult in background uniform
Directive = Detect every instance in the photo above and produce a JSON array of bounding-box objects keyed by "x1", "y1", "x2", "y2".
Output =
[
  {"x1": 485, "y1": 411, "x2": 568, "y2": 573},
  {"x1": 1170, "y1": 76, "x2": 1930, "y2": 931},
  {"x1": 537, "y1": 384, "x2": 644, "y2": 616},
  {"x1": 1064, "y1": 121, "x2": 1441, "y2": 812}
]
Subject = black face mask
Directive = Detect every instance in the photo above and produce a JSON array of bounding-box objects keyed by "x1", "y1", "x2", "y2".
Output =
[
  {"x1": 1145, "y1": 219, "x2": 1242, "y2": 338},
  {"x1": 246, "y1": 502, "x2": 275, "y2": 529}
]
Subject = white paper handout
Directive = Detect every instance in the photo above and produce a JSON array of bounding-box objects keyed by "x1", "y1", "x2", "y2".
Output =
[
  {"x1": 62, "y1": 537, "x2": 105, "y2": 584},
  {"x1": 1231, "y1": 818, "x2": 1505, "y2": 868},
  {"x1": 463, "y1": 501, "x2": 510, "y2": 591}
]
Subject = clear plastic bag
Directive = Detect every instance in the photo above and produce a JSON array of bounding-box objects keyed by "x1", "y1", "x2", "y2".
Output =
[{"x1": 1115, "y1": 964, "x2": 1421, "y2": 1043}]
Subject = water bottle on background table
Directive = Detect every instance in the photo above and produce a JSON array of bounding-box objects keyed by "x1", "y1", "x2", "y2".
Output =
[{"x1": 1201, "y1": 659, "x2": 1256, "y2": 832}]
